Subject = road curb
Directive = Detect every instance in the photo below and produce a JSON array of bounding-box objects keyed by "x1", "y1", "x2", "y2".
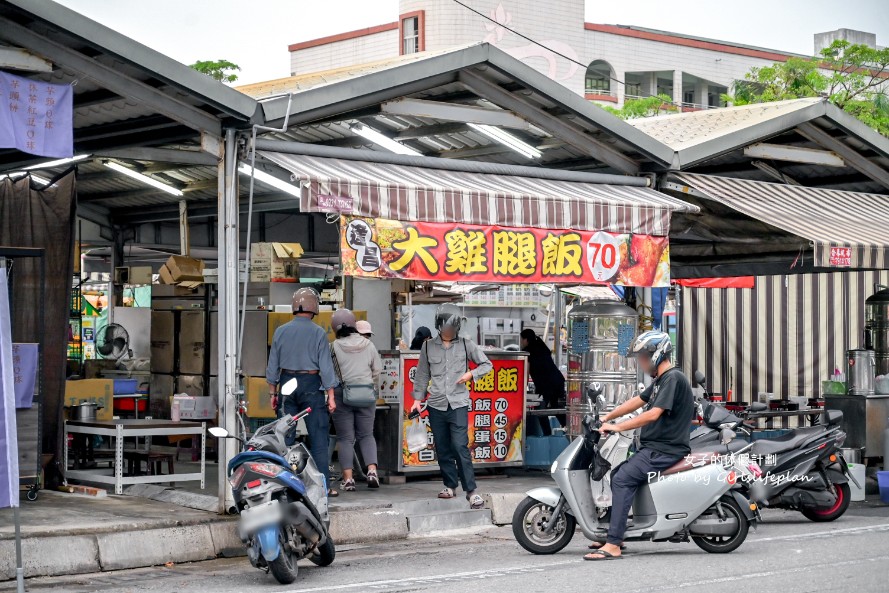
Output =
[
  {"x1": 484, "y1": 492, "x2": 526, "y2": 525},
  {"x1": 0, "y1": 534, "x2": 100, "y2": 579},
  {"x1": 329, "y1": 508, "x2": 410, "y2": 544},
  {"x1": 2, "y1": 490, "x2": 532, "y2": 580}
]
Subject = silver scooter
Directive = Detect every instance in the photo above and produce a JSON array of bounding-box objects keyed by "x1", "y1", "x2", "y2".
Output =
[{"x1": 512, "y1": 384, "x2": 759, "y2": 555}]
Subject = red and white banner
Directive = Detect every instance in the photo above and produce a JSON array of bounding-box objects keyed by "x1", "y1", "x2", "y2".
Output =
[{"x1": 340, "y1": 215, "x2": 670, "y2": 287}]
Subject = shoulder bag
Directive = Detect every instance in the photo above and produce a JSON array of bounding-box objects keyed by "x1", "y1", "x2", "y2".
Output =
[{"x1": 332, "y1": 345, "x2": 377, "y2": 408}]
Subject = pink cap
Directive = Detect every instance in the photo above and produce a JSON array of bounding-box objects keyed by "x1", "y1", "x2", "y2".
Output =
[{"x1": 356, "y1": 320, "x2": 373, "y2": 335}]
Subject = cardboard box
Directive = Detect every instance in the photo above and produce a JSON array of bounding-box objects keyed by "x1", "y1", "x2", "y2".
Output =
[
  {"x1": 176, "y1": 375, "x2": 204, "y2": 397},
  {"x1": 150, "y1": 311, "x2": 175, "y2": 374},
  {"x1": 178, "y1": 310, "x2": 205, "y2": 375},
  {"x1": 65, "y1": 379, "x2": 114, "y2": 421},
  {"x1": 115, "y1": 266, "x2": 153, "y2": 285},
  {"x1": 158, "y1": 265, "x2": 174, "y2": 285},
  {"x1": 150, "y1": 374, "x2": 175, "y2": 418},
  {"x1": 172, "y1": 394, "x2": 217, "y2": 420},
  {"x1": 164, "y1": 255, "x2": 204, "y2": 283},
  {"x1": 245, "y1": 377, "x2": 276, "y2": 419},
  {"x1": 267, "y1": 310, "x2": 367, "y2": 345},
  {"x1": 250, "y1": 242, "x2": 303, "y2": 283}
]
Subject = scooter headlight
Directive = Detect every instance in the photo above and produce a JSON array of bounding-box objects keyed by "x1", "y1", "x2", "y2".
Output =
[{"x1": 551, "y1": 461, "x2": 559, "y2": 473}]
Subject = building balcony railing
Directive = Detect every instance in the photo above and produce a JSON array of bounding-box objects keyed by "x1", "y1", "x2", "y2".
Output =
[{"x1": 584, "y1": 88, "x2": 617, "y2": 102}]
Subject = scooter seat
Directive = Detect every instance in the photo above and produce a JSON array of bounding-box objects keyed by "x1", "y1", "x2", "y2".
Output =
[
  {"x1": 661, "y1": 451, "x2": 720, "y2": 476},
  {"x1": 750, "y1": 426, "x2": 823, "y2": 457}
]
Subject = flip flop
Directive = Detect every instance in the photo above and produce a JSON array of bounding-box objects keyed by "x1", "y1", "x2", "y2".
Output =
[
  {"x1": 588, "y1": 542, "x2": 626, "y2": 550},
  {"x1": 584, "y1": 549, "x2": 623, "y2": 561},
  {"x1": 438, "y1": 487, "x2": 456, "y2": 499}
]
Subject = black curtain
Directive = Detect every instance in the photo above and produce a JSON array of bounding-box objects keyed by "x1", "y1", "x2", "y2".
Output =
[{"x1": 0, "y1": 169, "x2": 76, "y2": 486}]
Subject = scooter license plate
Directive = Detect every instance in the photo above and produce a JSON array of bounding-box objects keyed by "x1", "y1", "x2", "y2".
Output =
[{"x1": 239, "y1": 500, "x2": 283, "y2": 534}]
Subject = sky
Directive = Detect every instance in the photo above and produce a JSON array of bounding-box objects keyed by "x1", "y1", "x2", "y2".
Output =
[{"x1": 55, "y1": 0, "x2": 889, "y2": 85}]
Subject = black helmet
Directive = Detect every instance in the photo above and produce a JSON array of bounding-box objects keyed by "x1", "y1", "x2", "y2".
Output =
[
  {"x1": 629, "y1": 331, "x2": 673, "y2": 377},
  {"x1": 434, "y1": 304, "x2": 462, "y2": 334}
]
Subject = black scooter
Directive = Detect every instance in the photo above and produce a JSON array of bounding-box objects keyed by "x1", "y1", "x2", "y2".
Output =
[
  {"x1": 690, "y1": 371, "x2": 766, "y2": 450},
  {"x1": 690, "y1": 372, "x2": 859, "y2": 522}
]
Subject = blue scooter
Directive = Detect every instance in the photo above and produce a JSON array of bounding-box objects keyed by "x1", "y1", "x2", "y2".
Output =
[{"x1": 210, "y1": 379, "x2": 335, "y2": 584}]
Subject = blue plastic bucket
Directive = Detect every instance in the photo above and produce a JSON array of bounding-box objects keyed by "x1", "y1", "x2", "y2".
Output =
[{"x1": 878, "y1": 471, "x2": 889, "y2": 504}]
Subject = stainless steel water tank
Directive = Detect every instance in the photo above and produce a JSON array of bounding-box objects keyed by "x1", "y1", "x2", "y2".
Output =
[
  {"x1": 866, "y1": 285, "x2": 889, "y2": 376},
  {"x1": 566, "y1": 299, "x2": 638, "y2": 437}
]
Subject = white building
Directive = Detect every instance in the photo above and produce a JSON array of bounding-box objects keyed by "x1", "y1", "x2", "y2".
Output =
[{"x1": 287, "y1": 0, "x2": 881, "y2": 110}]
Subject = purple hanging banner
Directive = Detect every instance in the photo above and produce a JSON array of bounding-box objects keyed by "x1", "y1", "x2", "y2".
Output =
[
  {"x1": 0, "y1": 263, "x2": 20, "y2": 509},
  {"x1": 12, "y1": 344, "x2": 37, "y2": 409},
  {"x1": 0, "y1": 69, "x2": 73, "y2": 158}
]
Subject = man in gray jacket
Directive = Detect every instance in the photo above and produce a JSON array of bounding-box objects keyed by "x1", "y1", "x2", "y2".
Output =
[{"x1": 410, "y1": 304, "x2": 493, "y2": 509}]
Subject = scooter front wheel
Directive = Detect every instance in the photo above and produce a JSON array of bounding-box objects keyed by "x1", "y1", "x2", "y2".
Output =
[{"x1": 512, "y1": 496, "x2": 576, "y2": 555}]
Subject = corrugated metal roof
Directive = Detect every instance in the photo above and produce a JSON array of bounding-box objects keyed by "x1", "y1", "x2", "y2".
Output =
[
  {"x1": 673, "y1": 172, "x2": 889, "y2": 269},
  {"x1": 628, "y1": 99, "x2": 823, "y2": 150},
  {"x1": 237, "y1": 46, "x2": 481, "y2": 99}
]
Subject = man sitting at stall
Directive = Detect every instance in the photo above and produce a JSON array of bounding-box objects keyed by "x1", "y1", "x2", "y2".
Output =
[{"x1": 410, "y1": 304, "x2": 493, "y2": 509}]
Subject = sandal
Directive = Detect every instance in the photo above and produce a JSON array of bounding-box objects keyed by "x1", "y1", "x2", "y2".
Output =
[
  {"x1": 584, "y1": 549, "x2": 623, "y2": 561},
  {"x1": 588, "y1": 542, "x2": 626, "y2": 550},
  {"x1": 366, "y1": 470, "x2": 380, "y2": 489},
  {"x1": 327, "y1": 489, "x2": 339, "y2": 498},
  {"x1": 438, "y1": 487, "x2": 456, "y2": 499},
  {"x1": 468, "y1": 493, "x2": 485, "y2": 510},
  {"x1": 341, "y1": 479, "x2": 356, "y2": 492}
]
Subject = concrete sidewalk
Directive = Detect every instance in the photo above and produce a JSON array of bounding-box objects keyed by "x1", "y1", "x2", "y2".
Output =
[{"x1": 0, "y1": 470, "x2": 549, "y2": 580}]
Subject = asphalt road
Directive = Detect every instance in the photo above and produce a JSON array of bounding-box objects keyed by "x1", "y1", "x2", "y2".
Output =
[{"x1": 4, "y1": 502, "x2": 889, "y2": 593}]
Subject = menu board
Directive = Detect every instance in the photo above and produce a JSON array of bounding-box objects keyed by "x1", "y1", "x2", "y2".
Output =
[
  {"x1": 378, "y1": 351, "x2": 401, "y2": 403},
  {"x1": 399, "y1": 352, "x2": 526, "y2": 471}
]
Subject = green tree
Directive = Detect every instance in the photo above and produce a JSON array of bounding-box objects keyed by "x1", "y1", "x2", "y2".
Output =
[
  {"x1": 724, "y1": 40, "x2": 889, "y2": 136},
  {"x1": 603, "y1": 94, "x2": 678, "y2": 120},
  {"x1": 189, "y1": 59, "x2": 241, "y2": 84}
]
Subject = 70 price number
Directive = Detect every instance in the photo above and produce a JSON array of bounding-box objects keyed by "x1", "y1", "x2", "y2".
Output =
[{"x1": 586, "y1": 231, "x2": 622, "y2": 282}]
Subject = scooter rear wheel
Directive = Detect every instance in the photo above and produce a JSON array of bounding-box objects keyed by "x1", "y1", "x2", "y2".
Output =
[
  {"x1": 800, "y1": 482, "x2": 850, "y2": 522},
  {"x1": 309, "y1": 534, "x2": 336, "y2": 567},
  {"x1": 512, "y1": 496, "x2": 576, "y2": 555},
  {"x1": 268, "y1": 530, "x2": 299, "y2": 584},
  {"x1": 691, "y1": 497, "x2": 749, "y2": 554}
]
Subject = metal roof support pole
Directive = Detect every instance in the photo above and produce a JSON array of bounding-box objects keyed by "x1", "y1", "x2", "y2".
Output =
[
  {"x1": 553, "y1": 287, "x2": 563, "y2": 371},
  {"x1": 217, "y1": 129, "x2": 238, "y2": 514},
  {"x1": 178, "y1": 201, "x2": 190, "y2": 256}
]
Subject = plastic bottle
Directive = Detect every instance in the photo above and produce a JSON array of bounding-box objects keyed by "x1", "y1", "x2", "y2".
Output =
[{"x1": 171, "y1": 398, "x2": 181, "y2": 422}]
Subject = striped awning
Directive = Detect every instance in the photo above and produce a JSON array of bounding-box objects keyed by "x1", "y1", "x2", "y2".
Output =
[
  {"x1": 261, "y1": 152, "x2": 698, "y2": 236},
  {"x1": 673, "y1": 173, "x2": 889, "y2": 269}
]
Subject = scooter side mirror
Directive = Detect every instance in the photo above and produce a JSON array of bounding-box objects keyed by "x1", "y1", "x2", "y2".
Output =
[
  {"x1": 280, "y1": 377, "x2": 298, "y2": 397},
  {"x1": 693, "y1": 370, "x2": 706, "y2": 387},
  {"x1": 209, "y1": 427, "x2": 230, "y2": 438}
]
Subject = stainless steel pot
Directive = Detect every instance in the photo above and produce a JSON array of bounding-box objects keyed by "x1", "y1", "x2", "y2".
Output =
[
  {"x1": 847, "y1": 349, "x2": 875, "y2": 396},
  {"x1": 841, "y1": 447, "x2": 863, "y2": 464},
  {"x1": 69, "y1": 401, "x2": 101, "y2": 422}
]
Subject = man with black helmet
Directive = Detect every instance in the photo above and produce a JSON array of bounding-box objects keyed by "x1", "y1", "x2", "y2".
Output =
[
  {"x1": 584, "y1": 331, "x2": 694, "y2": 561},
  {"x1": 267, "y1": 287, "x2": 339, "y2": 497},
  {"x1": 410, "y1": 304, "x2": 493, "y2": 509}
]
